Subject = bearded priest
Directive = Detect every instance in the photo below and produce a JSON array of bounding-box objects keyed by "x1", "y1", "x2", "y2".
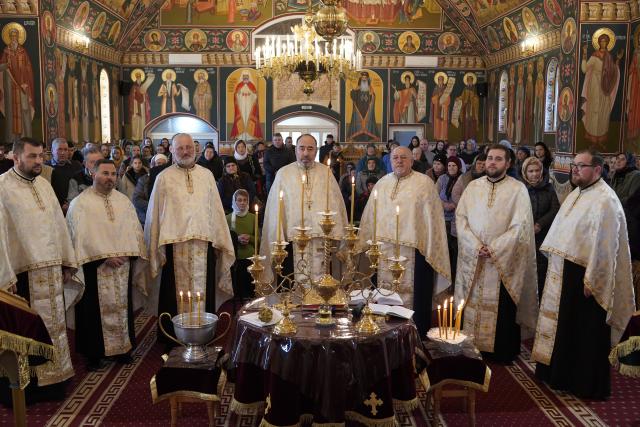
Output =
[
  {"x1": 0, "y1": 137, "x2": 78, "y2": 400},
  {"x1": 454, "y1": 144, "x2": 538, "y2": 363},
  {"x1": 144, "y1": 133, "x2": 235, "y2": 343},
  {"x1": 66, "y1": 159, "x2": 147, "y2": 370},
  {"x1": 259, "y1": 134, "x2": 348, "y2": 290},
  {"x1": 533, "y1": 149, "x2": 636, "y2": 399}
]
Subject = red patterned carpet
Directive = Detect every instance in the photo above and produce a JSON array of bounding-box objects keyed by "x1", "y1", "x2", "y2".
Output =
[{"x1": 1, "y1": 312, "x2": 639, "y2": 426}]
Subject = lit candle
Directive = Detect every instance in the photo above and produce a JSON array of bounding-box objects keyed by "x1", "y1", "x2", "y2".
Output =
[
  {"x1": 254, "y1": 204, "x2": 259, "y2": 256},
  {"x1": 455, "y1": 299, "x2": 464, "y2": 336},
  {"x1": 372, "y1": 190, "x2": 377, "y2": 243},
  {"x1": 277, "y1": 190, "x2": 283, "y2": 242},
  {"x1": 443, "y1": 299, "x2": 448, "y2": 339},
  {"x1": 197, "y1": 292, "x2": 201, "y2": 326},
  {"x1": 187, "y1": 291, "x2": 192, "y2": 326},
  {"x1": 301, "y1": 174, "x2": 306, "y2": 227},
  {"x1": 395, "y1": 205, "x2": 400, "y2": 258},
  {"x1": 179, "y1": 291, "x2": 184, "y2": 316},
  {"x1": 449, "y1": 296, "x2": 453, "y2": 335},
  {"x1": 350, "y1": 176, "x2": 355, "y2": 226},
  {"x1": 437, "y1": 304, "x2": 442, "y2": 337},
  {"x1": 325, "y1": 158, "x2": 331, "y2": 212}
]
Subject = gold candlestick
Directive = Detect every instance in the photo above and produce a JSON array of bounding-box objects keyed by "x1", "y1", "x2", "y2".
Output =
[
  {"x1": 254, "y1": 204, "x2": 259, "y2": 256},
  {"x1": 301, "y1": 174, "x2": 306, "y2": 227},
  {"x1": 187, "y1": 291, "x2": 192, "y2": 326},
  {"x1": 350, "y1": 176, "x2": 355, "y2": 226},
  {"x1": 325, "y1": 158, "x2": 331, "y2": 212},
  {"x1": 197, "y1": 292, "x2": 201, "y2": 326}
]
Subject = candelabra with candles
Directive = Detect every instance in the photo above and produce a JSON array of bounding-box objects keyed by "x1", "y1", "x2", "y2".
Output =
[{"x1": 247, "y1": 165, "x2": 408, "y2": 335}]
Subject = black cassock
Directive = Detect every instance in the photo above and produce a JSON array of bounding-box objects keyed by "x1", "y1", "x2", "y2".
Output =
[
  {"x1": 482, "y1": 283, "x2": 521, "y2": 364},
  {"x1": 75, "y1": 258, "x2": 137, "y2": 362},
  {"x1": 535, "y1": 260, "x2": 611, "y2": 399}
]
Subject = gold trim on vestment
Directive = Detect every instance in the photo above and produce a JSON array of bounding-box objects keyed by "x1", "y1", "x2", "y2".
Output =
[{"x1": 0, "y1": 330, "x2": 55, "y2": 361}]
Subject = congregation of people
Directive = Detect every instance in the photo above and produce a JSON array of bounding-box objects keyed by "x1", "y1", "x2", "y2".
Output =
[{"x1": 0, "y1": 130, "x2": 638, "y2": 408}]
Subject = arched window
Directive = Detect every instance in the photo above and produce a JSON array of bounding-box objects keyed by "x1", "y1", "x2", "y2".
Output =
[
  {"x1": 544, "y1": 58, "x2": 559, "y2": 132},
  {"x1": 498, "y1": 70, "x2": 508, "y2": 133},
  {"x1": 99, "y1": 69, "x2": 111, "y2": 143}
]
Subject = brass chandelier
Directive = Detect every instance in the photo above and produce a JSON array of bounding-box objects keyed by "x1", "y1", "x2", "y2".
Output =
[{"x1": 253, "y1": 0, "x2": 362, "y2": 96}]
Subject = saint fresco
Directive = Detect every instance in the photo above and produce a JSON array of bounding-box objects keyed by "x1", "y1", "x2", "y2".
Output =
[
  {"x1": 345, "y1": 69, "x2": 383, "y2": 142},
  {"x1": 226, "y1": 68, "x2": 266, "y2": 142}
]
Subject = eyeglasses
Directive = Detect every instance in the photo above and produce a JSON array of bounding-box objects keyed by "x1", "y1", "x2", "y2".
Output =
[{"x1": 569, "y1": 163, "x2": 594, "y2": 170}]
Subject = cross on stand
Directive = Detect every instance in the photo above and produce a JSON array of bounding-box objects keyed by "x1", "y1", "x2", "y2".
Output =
[{"x1": 364, "y1": 392, "x2": 383, "y2": 416}]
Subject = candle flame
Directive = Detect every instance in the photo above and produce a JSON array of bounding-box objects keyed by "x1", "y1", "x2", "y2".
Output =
[
  {"x1": 302, "y1": 174, "x2": 306, "y2": 184},
  {"x1": 373, "y1": 189, "x2": 377, "y2": 199},
  {"x1": 187, "y1": 291, "x2": 191, "y2": 298},
  {"x1": 438, "y1": 304, "x2": 441, "y2": 309},
  {"x1": 460, "y1": 299, "x2": 464, "y2": 306},
  {"x1": 396, "y1": 205, "x2": 399, "y2": 215},
  {"x1": 327, "y1": 158, "x2": 331, "y2": 167},
  {"x1": 179, "y1": 291, "x2": 183, "y2": 297},
  {"x1": 255, "y1": 204, "x2": 259, "y2": 212},
  {"x1": 197, "y1": 291, "x2": 201, "y2": 298},
  {"x1": 279, "y1": 190, "x2": 283, "y2": 199},
  {"x1": 450, "y1": 296, "x2": 453, "y2": 302},
  {"x1": 351, "y1": 176, "x2": 355, "y2": 184},
  {"x1": 444, "y1": 299, "x2": 447, "y2": 308}
]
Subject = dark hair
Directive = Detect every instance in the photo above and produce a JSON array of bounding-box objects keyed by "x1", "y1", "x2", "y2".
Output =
[
  {"x1": 534, "y1": 142, "x2": 554, "y2": 169},
  {"x1": 13, "y1": 137, "x2": 43, "y2": 155},
  {"x1": 326, "y1": 134, "x2": 334, "y2": 140},
  {"x1": 273, "y1": 132, "x2": 283, "y2": 138},
  {"x1": 474, "y1": 152, "x2": 487, "y2": 162},
  {"x1": 130, "y1": 155, "x2": 143, "y2": 162},
  {"x1": 486, "y1": 143, "x2": 511, "y2": 161},
  {"x1": 577, "y1": 148, "x2": 604, "y2": 169},
  {"x1": 296, "y1": 133, "x2": 317, "y2": 145},
  {"x1": 346, "y1": 162, "x2": 355, "y2": 169},
  {"x1": 92, "y1": 158, "x2": 116, "y2": 172},
  {"x1": 365, "y1": 176, "x2": 378, "y2": 186}
]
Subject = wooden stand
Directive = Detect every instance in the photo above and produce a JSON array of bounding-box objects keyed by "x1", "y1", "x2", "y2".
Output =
[
  {"x1": 169, "y1": 396, "x2": 220, "y2": 427},
  {"x1": 427, "y1": 385, "x2": 476, "y2": 427}
]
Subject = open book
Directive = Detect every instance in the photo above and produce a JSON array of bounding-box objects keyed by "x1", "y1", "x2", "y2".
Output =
[
  {"x1": 369, "y1": 304, "x2": 414, "y2": 320},
  {"x1": 349, "y1": 290, "x2": 403, "y2": 306}
]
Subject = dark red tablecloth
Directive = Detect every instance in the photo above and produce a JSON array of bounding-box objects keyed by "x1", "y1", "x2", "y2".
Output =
[{"x1": 230, "y1": 306, "x2": 421, "y2": 426}]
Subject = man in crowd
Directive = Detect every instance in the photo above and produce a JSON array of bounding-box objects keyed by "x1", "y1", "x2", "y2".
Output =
[
  {"x1": 263, "y1": 133, "x2": 295, "y2": 194},
  {"x1": 260, "y1": 134, "x2": 348, "y2": 286},
  {"x1": 66, "y1": 159, "x2": 146, "y2": 370},
  {"x1": 0, "y1": 144, "x2": 14, "y2": 174},
  {"x1": 319, "y1": 134, "x2": 335, "y2": 164},
  {"x1": 533, "y1": 149, "x2": 635, "y2": 399},
  {"x1": 0, "y1": 137, "x2": 77, "y2": 400},
  {"x1": 356, "y1": 143, "x2": 383, "y2": 173},
  {"x1": 357, "y1": 146, "x2": 451, "y2": 335},
  {"x1": 454, "y1": 144, "x2": 538, "y2": 363},
  {"x1": 144, "y1": 133, "x2": 234, "y2": 343},
  {"x1": 67, "y1": 145, "x2": 103, "y2": 203},
  {"x1": 419, "y1": 138, "x2": 435, "y2": 166},
  {"x1": 46, "y1": 137, "x2": 83, "y2": 212}
]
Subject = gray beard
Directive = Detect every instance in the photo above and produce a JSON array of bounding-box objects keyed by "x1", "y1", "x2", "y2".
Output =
[{"x1": 360, "y1": 82, "x2": 369, "y2": 92}]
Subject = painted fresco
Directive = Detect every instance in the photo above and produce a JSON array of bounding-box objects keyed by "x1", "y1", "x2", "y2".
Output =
[
  {"x1": 272, "y1": 73, "x2": 340, "y2": 114},
  {"x1": 345, "y1": 69, "x2": 384, "y2": 142},
  {"x1": 225, "y1": 68, "x2": 267, "y2": 142},
  {"x1": 555, "y1": 0, "x2": 577, "y2": 154},
  {"x1": 122, "y1": 66, "x2": 219, "y2": 139},
  {"x1": 57, "y1": 0, "x2": 127, "y2": 46},
  {"x1": 625, "y1": 21, "x2": 640, "y2": 153},
  {"x1": 92, "y1": 0, "x2": 141, "y2": 19},
  {"x1": 390, "y1": 69, "x2": 485, "y2": 142},
  {"x1": 576, "y1": 23, "x2": 628, "y2": 154},
  {"x1": 159, "y1": 0, "x2": 273, "y2": 27},
  {"x1": 0, "y1": 18, "x2": 42, "y2": 143},
  {"x1": 0, "y1": 0, "x2": 37, "y2": 14}
]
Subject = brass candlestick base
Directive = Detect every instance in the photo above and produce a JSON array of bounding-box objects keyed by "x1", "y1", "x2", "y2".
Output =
[
  {"x1": 273, "y1": 297, "x2": 297, "y2": 335},
  {"x1": 314, "y1": 273, "x2": 339, "y2": 326},
  {"x1": 318, "y1": 211, "x2": 337, "y2": 235},
  {"x1": 343, "y1": 225, "x2": 359, "y2": 252},
  {"x1": 356, "y1": 304, "x2": 380, "y2": 334},
  {"x1": 271, "y1": 241, "x2": 289, "y2": 275},
  {"x1": 366, "y1": 240, "x2": 382, "y2": 269},
  {"x1": 247, "y1": 255, "x2": 266, "y2": 283},
  {"x1": 387, "y1": 256, "x2": 407, "y2": 284}
]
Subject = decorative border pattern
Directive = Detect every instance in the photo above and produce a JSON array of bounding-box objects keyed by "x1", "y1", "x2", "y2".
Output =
[
  {"x1": 485, "y1": 29, "x2": 560, "y2": 69},
  {"x1": 56, "y1": 25, "x2": 122, "y2": 64}
]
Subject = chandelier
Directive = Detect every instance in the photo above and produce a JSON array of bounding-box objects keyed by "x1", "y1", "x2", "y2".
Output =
[{"x1": 254, "y1": 0, "x2": 362, "y2": 96}]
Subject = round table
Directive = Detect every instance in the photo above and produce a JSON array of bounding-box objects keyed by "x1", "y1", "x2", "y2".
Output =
[{"x1": 229, "y1": 300, "x2": 421, "y2": 426}]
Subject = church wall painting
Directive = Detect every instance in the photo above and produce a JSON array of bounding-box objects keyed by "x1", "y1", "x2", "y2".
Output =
[
  {"x1": 344, "y1": 69, "x2": 384, "y2": 142},
  {"x1": 56, "y1": 0, "x2": 126, "y2": 47},
  {"x1": 121, "y1": 66, "x2": 219, "y2": 140},
  {"x1": 159, "y1": 0, "x2": 273, "y2": 27},
  {"x1": 576, "y1": 23, "x2": 628, "y2": 154},
  {"x1": 272, "y1": 73, "x2": 341, "y2": 114},
  {"x1": 389, "y1": 69, "x2": 485, "y2": 144},
  {"x1": 624, "y1": 21, "x2": 640, "y2": 153},
  {"x1": 0, "y1": 17, "x2": 43, "y2": 144},
  {"x1": 554, "y1": 0, "x2": 577, "y2": 154},
  {"x1": 224, "y1": 68, "x2": 267, "y2": 142}
]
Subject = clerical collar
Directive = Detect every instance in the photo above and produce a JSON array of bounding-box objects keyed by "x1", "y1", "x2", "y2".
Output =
[
  {"x1": 391, "y1": 171, "x2": 412, "y2": 200},
  {"x1": 579, "y1": 177, "x2": 601, "y2": 193},
  {"x1": 174, "y1": 163, "x2": 195, "y2": 193},
  {"x1": 486, "y1": 174, "x2": 506, "y2": 185},
  {"x1": 296, "y1": 161, "x2": 315, "y2": 170},
  {"x1": 11, "y1": 167, "x2": 36, "y2": 183},
  {"x1": 175, "y1": 163, "x2": 196, "y2": 171}
]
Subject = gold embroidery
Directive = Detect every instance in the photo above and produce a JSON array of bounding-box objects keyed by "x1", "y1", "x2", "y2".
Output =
[
  {"x1": 96, "y1": 190, "x2": 116, "y2": 222},
  {"x1": 390, "y1": 171, "x2": 413, "y2": 201},
  {"x1": 364, "y1": 392, "x2": 383, "y2": 416},
  {"x1": 297, "y1": 164, "x2": 314, "y2": 210},
  {"x1": 186, "y1": 167, "x2": 194, "y2": 194}
]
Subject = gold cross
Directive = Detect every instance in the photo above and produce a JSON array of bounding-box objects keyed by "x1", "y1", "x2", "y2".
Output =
[
  {"x1": 265, "y1": 394, "x2": 271, "y2": 414},
  {"x1": 364, "y1": 392, "x2": 383, "y2": 416}
]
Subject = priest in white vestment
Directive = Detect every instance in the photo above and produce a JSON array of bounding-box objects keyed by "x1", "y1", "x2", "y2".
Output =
[
  {"x1": 144, "y1": 133, "x2": 235, "y2": 343},
  {"x1": 454, "y1": 144, "x2": 538, "y2": 363},
  {"x1": 356, "y1": 146, "x2": 452, "y2": 335},
  {"x1": 0, "y1": 138, "x2": 78, "y2": 398},
  {"x1": 67, "y1": 159, "x2": 147, "y2": 370},
  {"x1": 259, "y1": 134, "x2": 348, "y2": 290},
  {"x1": 533, "y1": 150, "x2": 635, "y2": 399}
]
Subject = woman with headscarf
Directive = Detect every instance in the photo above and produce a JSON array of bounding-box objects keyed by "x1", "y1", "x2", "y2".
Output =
[
  {"x1": 197, "y1": 143, "x2": 224, "y2": 180},
  {"x1": 234, "y1": 139, "x2": 260, "y2": 179},
  {"x1": 226, "y1": 189, "x2": 258, "y2": 300},
  {"x1": 217, "y1": 157, "x2": 256, "y2": 212},
  {"x1": 522, "y1": 156, "x2": 559, "y2": 295},
  {"x1": 436, "y1": 156, "x2": 462, "y2": 282},
  {"x1": 118, "y1": 155, "x2": 148, "y2": 200},
  {"x1": 611, "y1": 152, "x2": 640, "y2": 206},
  {"x1": 459, "y1": 139, "x2": 479, "y2": 165},
  {"x1": 425, "y1": 153, "x2": 447, "y2": 183}
]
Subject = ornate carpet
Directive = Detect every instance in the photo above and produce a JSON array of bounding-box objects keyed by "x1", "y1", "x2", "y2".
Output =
[{"x1": 1, "y1": 312, "x2": 639, "y2": 426}]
